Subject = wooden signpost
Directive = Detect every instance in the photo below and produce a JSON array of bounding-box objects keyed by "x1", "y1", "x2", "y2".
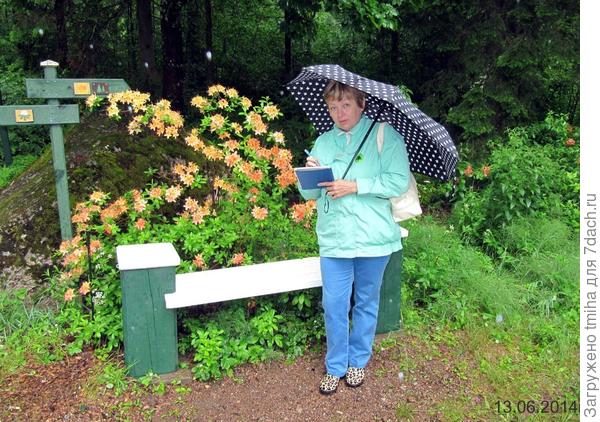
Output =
[{"x1": 0, "y1": 60, "x2": 129, "y2": 240}]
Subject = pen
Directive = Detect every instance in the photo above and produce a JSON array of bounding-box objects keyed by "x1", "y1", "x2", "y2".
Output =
[{"x1": 304, "y1": 149, "x2": 311, "y2": 157}]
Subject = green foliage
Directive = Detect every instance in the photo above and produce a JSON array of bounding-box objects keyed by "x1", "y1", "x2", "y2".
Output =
[
  {"x1": 0, "y1": 154, "x2": 37, "y2": 189},
  {"x1": 0, "y1": 289, "x2": 66, "y2": 375},
  {"x1": 185, "y1": 300, "x2": 324, "y2": 381},
  {"x1": 451, "y1": 113, "x2": 579, "y2": 247}
]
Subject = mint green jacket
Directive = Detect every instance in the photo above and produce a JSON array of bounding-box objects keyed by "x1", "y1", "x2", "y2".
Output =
[{"x1": 299, "y1": 115, "x2": 411, "y2": 258}]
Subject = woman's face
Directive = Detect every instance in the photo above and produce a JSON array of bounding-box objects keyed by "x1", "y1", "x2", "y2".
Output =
[{"x1": 326, "y1": 94, "x2": 364, "y2": 132}]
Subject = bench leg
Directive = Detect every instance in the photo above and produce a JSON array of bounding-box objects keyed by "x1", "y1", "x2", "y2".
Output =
[
  {"x1": 376, "y1": 249, "x2": 403, "y2": 334},
  {"x1": 120, "y1": 266, "x2": 178, "y2": 377}
]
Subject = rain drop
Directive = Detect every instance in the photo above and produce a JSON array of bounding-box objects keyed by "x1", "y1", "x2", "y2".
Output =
[
  {"x1": 495, "y1": 314, "x2": 504, "y2": 324},
  {"x1": 398, "y1": 372, "x2": 404, "y2": 382},
  {"x1": 89, "y1": 44, "x2": 94, "y2": 50},
  {"x1": 38, "y1": 28, "x2": 44, "y2": 36},
  {"x1": 205, "y1": 50, "x2": 212, "y2": 61},
  {"x1": 144, "y1": 62, "x2": 149, "y2": 69},
  {"x1": 279, "y1": 90, "x2": 284, "y2": 96}
]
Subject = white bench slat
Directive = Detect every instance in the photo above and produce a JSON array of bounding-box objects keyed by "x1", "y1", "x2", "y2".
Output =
[{"x1": 164, "y1": 257, "x2": 322, "y2": 309}]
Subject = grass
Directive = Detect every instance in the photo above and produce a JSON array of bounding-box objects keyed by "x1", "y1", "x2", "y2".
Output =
[
  {"x1": 0, "y1": 289, "x2": 66, "y2": 377},
  {"x1": 0, "y1": 154, "x2": 36, "y2": 190}
]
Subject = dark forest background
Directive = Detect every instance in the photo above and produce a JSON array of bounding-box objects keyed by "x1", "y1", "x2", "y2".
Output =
[{"x1": 0, "y1": 0, "x2": 579, "y2": 160}]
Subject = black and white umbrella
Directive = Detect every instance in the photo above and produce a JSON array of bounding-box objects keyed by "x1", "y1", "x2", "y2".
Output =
[{"x1": 286, "y1": 64, "x2": 459, "y2": 181}]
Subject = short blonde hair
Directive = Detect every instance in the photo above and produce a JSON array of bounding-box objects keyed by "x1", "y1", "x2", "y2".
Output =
[{"x1": 323, "y1": 81, "x2": 366, "y2": 109}]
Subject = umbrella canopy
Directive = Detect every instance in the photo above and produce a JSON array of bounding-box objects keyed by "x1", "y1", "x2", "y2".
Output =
[{"x1": 286, "y1": 64, "x2": 459, "y2": 181}]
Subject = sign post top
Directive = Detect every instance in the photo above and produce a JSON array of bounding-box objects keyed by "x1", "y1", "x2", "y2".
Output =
[{"x1": 40, "y1": 60, "x2": 59, "y2": 67}]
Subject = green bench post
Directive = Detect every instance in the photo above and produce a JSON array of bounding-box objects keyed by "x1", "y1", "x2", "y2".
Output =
[
  {"x1": 1, "y1": 126, "x2": 11, "y2": 166},
  {"x1": 116, "y1": 243, "x2": 180, "y2": 377},
  {"x1": 376, "y1": 249, "x2": 403, "y2": 334}
]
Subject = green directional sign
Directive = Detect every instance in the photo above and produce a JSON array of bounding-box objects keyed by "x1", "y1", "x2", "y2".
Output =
[
  {"x1": 25, "y1": 78, "x2": 130, "y2": 99},
  {"x1": 0, "y1": 104, "x2": 80, "y2": 126}
]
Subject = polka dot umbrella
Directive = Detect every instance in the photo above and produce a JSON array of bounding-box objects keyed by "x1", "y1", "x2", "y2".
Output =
[{"x1": 286, "y1": 64, "x2": 459, "y2": 181}]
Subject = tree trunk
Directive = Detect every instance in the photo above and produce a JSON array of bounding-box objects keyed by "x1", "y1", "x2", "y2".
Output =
[
  {"x1": 137, "y1": 0, "x2": 160, "y2": 95},
  {"x1": 54, "y1": 0, "x2": 69, "y2": 68},
  {"x1": 161, "y1": 0, "x2": 186, "y2": 109},
  {"x1": 204, "y1": 0, "x2": 214, "y2": 85}
]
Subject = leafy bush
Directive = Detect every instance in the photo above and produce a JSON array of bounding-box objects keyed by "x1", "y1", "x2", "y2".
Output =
[
  {"x1": 451, "y1": 113, "x2": 579, "y2": 247},
  {"x1": 52, "y1": 87, "x2": 319, "y2": 363}
]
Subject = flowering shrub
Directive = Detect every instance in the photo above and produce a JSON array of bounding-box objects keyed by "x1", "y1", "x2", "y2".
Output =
[{"x1": 54, "y1": 86, "x2": 318, "y2": 356}]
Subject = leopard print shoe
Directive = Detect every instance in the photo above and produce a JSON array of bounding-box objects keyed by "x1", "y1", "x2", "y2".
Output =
[
  {"x1": 345, "y1": 367, "x2": 365, "y2": 387},
  {"x1": 319, "y1": 373, "x2": 340, "y2": 395}
]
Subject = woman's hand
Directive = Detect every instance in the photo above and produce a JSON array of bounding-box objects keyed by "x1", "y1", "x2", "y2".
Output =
[
  {"x1": 306, "y1": 156, "x2": 320, "y2": 167},
  {"x1": 319, "y1": 180, "x2": 357, "y2": 199}
]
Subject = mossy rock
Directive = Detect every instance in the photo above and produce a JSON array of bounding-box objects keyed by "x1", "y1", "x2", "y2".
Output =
[{"x1": 0, "y1": 113, "x2": 204, "y2": 291}]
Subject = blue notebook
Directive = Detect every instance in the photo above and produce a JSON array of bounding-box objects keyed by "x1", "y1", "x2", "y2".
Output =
[{"x1": 294, "y1": 166, "x2": 334, "y2": 190}]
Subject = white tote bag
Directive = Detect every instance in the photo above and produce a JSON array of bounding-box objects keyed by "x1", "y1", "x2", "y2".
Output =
[{"x1": 377, "y1": 123, "x2": 423, "y2": 222}]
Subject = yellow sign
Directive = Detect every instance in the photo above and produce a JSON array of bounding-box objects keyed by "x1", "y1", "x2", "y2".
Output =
[
  {"x1": 15, "y1": 109, "x2": 34, "y2": 123},
  {"x1": 73, "y1": 82, "x2": 91, "y2": 95}
]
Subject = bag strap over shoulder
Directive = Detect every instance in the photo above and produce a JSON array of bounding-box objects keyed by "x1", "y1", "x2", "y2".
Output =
[{"x1": 376, "y1": 122, "x2": 385, "y2": 154}]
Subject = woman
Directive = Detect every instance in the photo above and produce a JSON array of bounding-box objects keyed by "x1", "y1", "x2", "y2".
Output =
[{"x1": 299, "y1": 81, "x2": 410, "y2": 394}]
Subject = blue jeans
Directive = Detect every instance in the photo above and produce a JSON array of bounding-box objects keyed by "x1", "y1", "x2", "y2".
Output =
[{"x1": 320, "y1": 255, "x2": 391, "y2": 377}]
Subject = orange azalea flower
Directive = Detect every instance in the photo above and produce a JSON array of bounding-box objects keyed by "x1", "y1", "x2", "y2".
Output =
[
  {"x1": 224, "y1": 139, "x2": 240, "y2": 150},
  {"x1": 249, "y1": 170, "x2": 263, "y2": 183},
  {"x1": 231, "y1": 253, "x2": 245, "y2": 265},
  {"x1": 230, "y1": 122, "x2": 243, "y2": 134},
  {"x1": 192, "y1": 206, "x2": 210, "y2": 225},
  {"x1": 186, "y1": 162, "x2": 199, "y2": 174},
  {"x1": 79, "y1": 282, "x2": 91, "y2": 295},
  {"x1": 291, "y1": 200, "x2": 317, "y2": 223},
  {"x1": 64, "y1": 288, "x2": 75, "y2": 302},
  {"x1": 225, "y1": 88, "x2": 239, "y2": 98},
  {"x1": 149, "y1": 186, "x2": 163, "y2": 199},
  {"x1": 173, "y1": 162, "x2": 187, "y2": 177},
  {"x1": 271, "y1": 131, "x2": 285, "y2": 144},
  {"x1": 482, "y1": 165, "x2": 491, "y2": 177},
  {"x1": 89, "y1": 239, "x2": 102, "y2": 254},
  {"x1": 193, "y1": 254, "x2": 207, "y2": 269},
  {"x1": 263, "y1": 104, "x2": 280, "y2": 120},
  {"x1": 202, "y1": 145, "x2": 224, "y2": 161},
  {"x1": 134, "y1": 198, "x2": 147, "y2": 213},
  {"x1": 210, "y1": 114, "x2": 226, "y2": 132},
  {"x1": 247, "y1": 137, "x2": 261, "y2": 151},
  {"x1": 180, "y1": 173, "x2": 195, "y2": 187},
  {"x1": 135, "y1": 218, "x2": 147, "y2": 230},
  {"x1": 251, "y1": 206, "x2": 268, "y2": 220},
  {"x1": 89, "y1": 191, "x2": 107, "y2": 203},
  {"x1": 184, "y1": 197, "x2": 199, "y2": 212},
  {"x1": 72, "y1": 209, "x2": 90, "y2": 224},
  {"x1": 277, "y1": 169, "x2": 297, "y2": 189},
  {"x1": 85, "y1": 93, "x2": 98, "y2": 108},
  {"x1": 207, "y1": 84, "x2": 226, "y2": 96},
  {"x1": 191, "y1": 95, "x2": 209, "y2": 109},
  {"x1": 565, "y1": 138, "x2": 576, "y2": 147},
  {"x1": 185, "y1": 131, "x2": 205, "y2": 151},
  {"x1": 252, "y1": 120, "x2": 268, "y2": 135},
  {"x1": 131, "y1": 189, "x2": 142, "y2": 201},
  {"x1": 463, "y1": 165, "x2": 474, "y2": 177},
  {"x1": 225, "y1": 153, "x2": 242, "y2": 168},
  {"x1": 165, "y1": 185, "x2": 182, "y2": 203},
  {"x1": 256, "y1": 147, "x2": 272, "y2": 160},
  {"x1": 217, "y1": 98, "x2": 229, "y2": 109},
  {"x1": 240, "y1": 97, "x2": 252, "y2": 109},
  {"x1": 249, "y1": 196, "x2": 257, "y2": 203},
  {"x1": 249, "y1": 187, "x2": 260, "y2": 195}
]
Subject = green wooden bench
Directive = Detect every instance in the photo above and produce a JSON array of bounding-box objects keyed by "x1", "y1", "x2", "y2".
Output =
[{"x1": 115, "y1": 231, "x2": 406, "y2": 377}]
